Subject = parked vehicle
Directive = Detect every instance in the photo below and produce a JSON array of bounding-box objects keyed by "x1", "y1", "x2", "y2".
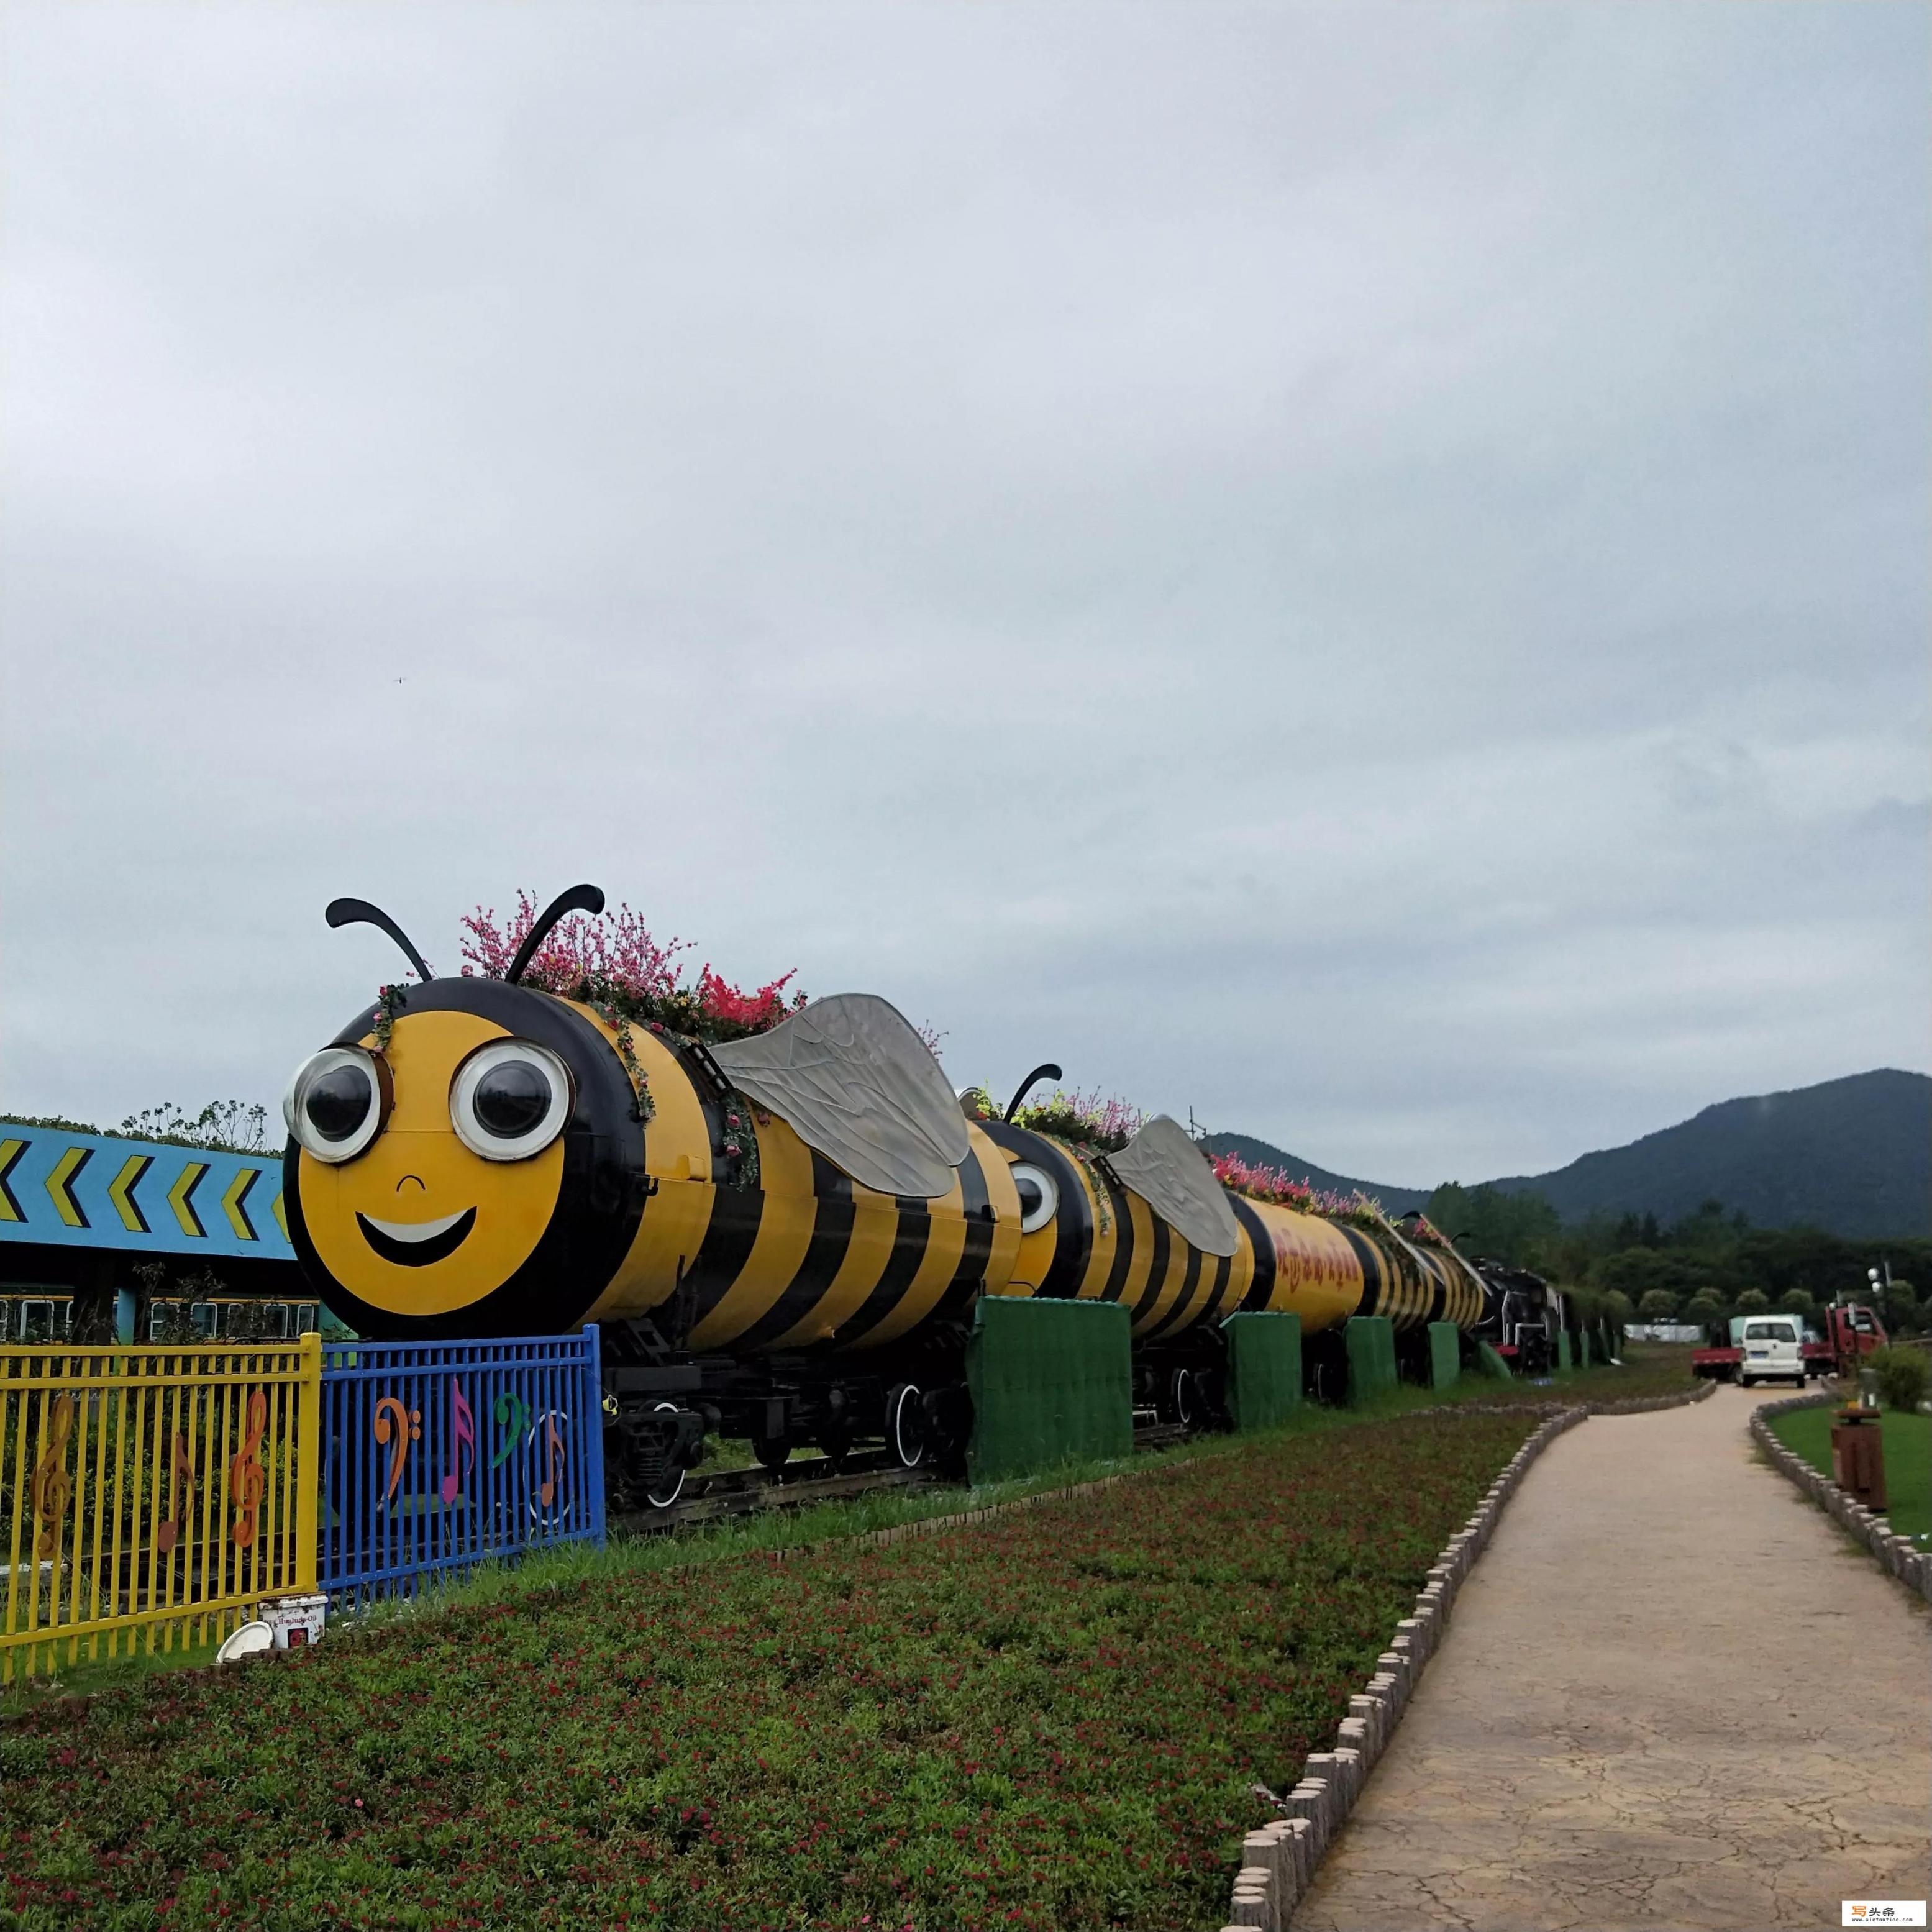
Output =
[
  {"x1": 1691, "y1": 1300, "x2": 1889, "y2": 1383},
  {"x1": 1737, "y1": 1316, "x2": 1803, "y2": 1387}
]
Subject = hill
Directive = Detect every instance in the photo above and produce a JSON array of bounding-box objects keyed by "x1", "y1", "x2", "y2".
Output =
[
  {"x1": 1485, "y1": 1069, "x2": 1931, "y2": 1239},
  {"x1": 1208, "y1": 1069, "x2": 1932, "y2": 1240}
]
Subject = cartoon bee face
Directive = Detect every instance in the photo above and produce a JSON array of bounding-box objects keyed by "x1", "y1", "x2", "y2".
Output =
[{"x1": 283, "y1": 893, "x2": 646, "y2": 1339}]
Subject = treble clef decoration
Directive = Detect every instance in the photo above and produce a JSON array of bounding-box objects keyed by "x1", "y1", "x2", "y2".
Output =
[
  {"x1": 31, "y1": 1392, "x2": 76, "y2": 1561},
  {"x1": 229, "y1": 1388, "x2": 269, "y2": 1549},
  {"x1": 373, "y1": 1395, "x2": 421, "y2": 1504}
]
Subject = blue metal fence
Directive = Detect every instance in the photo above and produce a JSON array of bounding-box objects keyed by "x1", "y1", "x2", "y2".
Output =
[{"x1": 318, "y1": 1328, "x2": 604, "y2": 1607}]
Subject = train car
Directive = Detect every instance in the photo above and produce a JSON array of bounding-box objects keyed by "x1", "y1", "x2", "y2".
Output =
[
  {"x1": 1470, "y1": 1262, "x2": 1560, "y2": 1375},
  {"x1": 283, "y1": 887, "x2": 1487, "y2": 1503}
]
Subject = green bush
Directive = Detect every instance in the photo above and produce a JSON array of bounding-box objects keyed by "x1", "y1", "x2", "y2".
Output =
[{"x1": 1868, "y1": 1346, "x2": 1930, "y2": 1415}]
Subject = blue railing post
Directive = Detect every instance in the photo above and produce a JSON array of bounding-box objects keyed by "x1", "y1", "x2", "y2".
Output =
[{"x1": 583, "y1": 1324, "x2": 607, "y2": 1551}]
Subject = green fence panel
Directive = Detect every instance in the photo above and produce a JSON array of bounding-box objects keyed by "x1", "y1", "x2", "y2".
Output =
[
  {"x1": 1345, "y1": 1315, "x2": 1398, "y2": 1406},
  {"x1": 1224, "y1": 1311, "x2": 1301, "y2": 1430},
  {"x1": 1426, "y1": 1321, "x2": 1461, "y2": 1390},
  {"x1": 1557, "y1": 1328, "x2": 1574, "y2": 1372},
  {"x1": 1477, "y1": 1341, "x2": 1514, "y2": 1380},
  {"x1": 966, "y1": 1296, "x2": 1132, "y2": 1483}
]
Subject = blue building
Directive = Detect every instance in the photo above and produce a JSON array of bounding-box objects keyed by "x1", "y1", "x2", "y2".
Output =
[{"x1": 0, "y1": 1120, "x2": 322, "y2": 1342}]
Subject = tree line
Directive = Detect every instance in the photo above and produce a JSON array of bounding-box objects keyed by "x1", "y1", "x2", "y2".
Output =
[{"x1": 1424, "y1": 1182, "x2": 1927, "y2": 1336}]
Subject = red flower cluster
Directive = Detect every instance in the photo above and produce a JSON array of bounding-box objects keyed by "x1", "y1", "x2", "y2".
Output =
[
  {"x1": 693, "y1": 965, "x2": 799, "y2": 1035},
  {"x1": 457, "y1": 891, "x2": 805, "y2": 1044}
]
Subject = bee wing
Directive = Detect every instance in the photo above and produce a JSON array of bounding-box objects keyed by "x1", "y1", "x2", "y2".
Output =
[
  {"x1": 709, "y1": 993, "x2": 969, "y2": 1199},
  {"x1": 1109, "y1": 1115, "x2": 1241, "y2": 1257}
]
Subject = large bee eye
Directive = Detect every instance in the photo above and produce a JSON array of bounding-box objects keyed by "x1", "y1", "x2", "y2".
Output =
[
  {"x1": 1010, "y1": 1162, "x2": 1059, "y2": 1234},
  {"x1": 284, "y1": 1046, "x2": 390, "y2": 1164},
  {"x1": 450, "y1": 1041, "x2": 573, "y2": 1162}
]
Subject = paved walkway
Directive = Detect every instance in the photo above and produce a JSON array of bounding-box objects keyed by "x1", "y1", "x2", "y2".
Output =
[{"x1": 1292, "y1": 1387, "x2": 1930, "y2": 1931}]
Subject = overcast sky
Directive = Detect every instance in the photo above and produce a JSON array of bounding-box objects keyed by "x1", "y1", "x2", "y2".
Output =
[{"x1": 2, "y1": 3, "x2": 1925, "y2": 1187}]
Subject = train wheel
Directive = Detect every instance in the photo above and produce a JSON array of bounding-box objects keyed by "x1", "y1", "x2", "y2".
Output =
[
  {"x1": 753, "y1": 1434, "x2": 792, "y2": 1472},
  {"x1": 886, "y1": 1382, "x2": 927, "y2": 1469},
  {"x1": 645, "y1": 1401, "x2": 686, "y2": 1510},
  {"x1": 1167, "y1": 1367, "x2": 1200, "y2": 1430}
]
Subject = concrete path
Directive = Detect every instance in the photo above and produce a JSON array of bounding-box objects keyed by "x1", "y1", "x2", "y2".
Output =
[{"x1": 1292, "y1": 1387, "x2": 1930, "y2": 1931}]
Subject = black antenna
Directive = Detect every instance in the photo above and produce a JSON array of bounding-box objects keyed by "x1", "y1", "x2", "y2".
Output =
[
  {"x1": 325, "y1": 898, "x2": 434, "y2": 983},
  {"x1": 1003, "y1": 1062, "x2": 1063, "y2": 1122},
  {"x1": 506, "y1": 883, "x2": 606, "y2": 985}
]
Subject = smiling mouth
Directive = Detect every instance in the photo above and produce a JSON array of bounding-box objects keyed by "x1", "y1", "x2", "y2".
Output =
[{"x1": 356, "y1": 1208, "x2": 477, "y2": 1267}]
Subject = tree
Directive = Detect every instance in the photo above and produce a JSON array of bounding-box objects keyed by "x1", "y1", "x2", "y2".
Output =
[
  {"x1": 1637, "y1": 1289, "x2": 1680, "y2": 1321},
  {"x1": 1602, "y1": 1289, "x2": 1634, "y2": 1324},
  {"x1": 1883, "y1": 1280, "x2": 1919, "y2": 1332},
  {"x1": 1423, "y1": 1182, "x2": 1561, "y2": 1269},
  {"x1": 1736, "y1": 1288, "x2": 1769, "y2": 1313},
  {"x1": 1684, "y1": 1292, "x2": 1724, "y2": 1323}
]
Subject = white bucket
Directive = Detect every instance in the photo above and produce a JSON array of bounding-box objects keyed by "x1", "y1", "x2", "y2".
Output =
[{"x1": 264, "y1": 1593, "x2": 327, "y2": 1651}]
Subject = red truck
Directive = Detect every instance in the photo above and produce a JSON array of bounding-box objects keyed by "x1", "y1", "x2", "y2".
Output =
[{"x1": 1691, "y1": 1302, "x2": 1887, "y2": 1383}]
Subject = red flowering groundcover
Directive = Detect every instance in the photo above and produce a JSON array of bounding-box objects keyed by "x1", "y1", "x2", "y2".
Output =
[{"x1": 2, "y1": 1410, "x2": 1534, "y2": 1932}]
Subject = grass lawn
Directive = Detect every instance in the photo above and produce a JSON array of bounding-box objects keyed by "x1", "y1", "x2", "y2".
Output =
[
  {"x1": 1767, "y1": 1405, "x2": 1931, "y2": 1549},
  {"x1": 1503, "y1": 1339, "x2": 1700, "y2": 1406},
  {"x1": 1, "y1": 1405, "x2": 1536, "y2": 1932}
]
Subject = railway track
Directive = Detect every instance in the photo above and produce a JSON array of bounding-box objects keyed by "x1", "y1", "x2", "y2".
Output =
[
  {"x1": 613, "y1": 1415, "x2": 1198, "y2": 1537},
  {"x1": 612, "y1": 1448, "x2": 929, "y2": 1536}
]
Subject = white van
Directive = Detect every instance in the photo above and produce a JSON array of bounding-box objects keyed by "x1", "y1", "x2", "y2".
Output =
[{"x1": 1739, "y1": 1318, "x2": 1804, "y2": 1388}]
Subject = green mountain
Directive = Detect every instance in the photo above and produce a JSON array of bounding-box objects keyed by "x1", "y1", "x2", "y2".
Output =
[
  {"x1": 1208, "y1": 1069, "x2": 1932, "y2": 1240},
  {"x1": 1485, "y1": 1069, "x2": 1931, "y2": 1239}
]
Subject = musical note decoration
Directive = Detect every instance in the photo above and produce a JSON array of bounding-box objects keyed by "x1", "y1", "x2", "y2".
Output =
[
  {"x1": 157, "y1": 1429, "x2": 196, "y2": 1554},
  {"x1": 440, "y1": 1385, "x2": 477, "y2": 1505},
  {"x1": 539, "y1": 1414, "x2": 567, "y2": 1510},
  {"x1": 373, "y1": 1395, "x2": 422, "y2": 1503},
  {"x1": 30, "y1": 1392, "x2": 76, "y2": 1561},
  {"x1": 490, "y1": 1393, "x2": 531, "y2": 1470},
  {"x1": 229, "y1": 1388, "x2": 269, "y2": 1549}
]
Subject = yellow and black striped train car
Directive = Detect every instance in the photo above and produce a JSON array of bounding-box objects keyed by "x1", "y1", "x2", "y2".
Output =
[{"x1": 283, "y1": 887, "x2": 1484, "y2": 1497}]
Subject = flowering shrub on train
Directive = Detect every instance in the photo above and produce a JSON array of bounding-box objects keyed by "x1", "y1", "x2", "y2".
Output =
[
  {"x1": 460, "y1": 890, "x2": 807, "y2": 1042},
  {"x1": 1, "y1": 1410, "x2": 1535, "y2": 1932},
  {"x1": 1206, "y1": 1151, "x2": 1397, "y2": 1234},
  {"x1": 1008, "y1": 1086, "x2": 1149, "y2": 1152}
]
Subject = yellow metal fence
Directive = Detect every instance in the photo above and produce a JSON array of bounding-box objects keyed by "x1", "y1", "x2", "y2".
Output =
[{"x1": 1, "y1": 1335, "x2": 320, "y2": 1680}]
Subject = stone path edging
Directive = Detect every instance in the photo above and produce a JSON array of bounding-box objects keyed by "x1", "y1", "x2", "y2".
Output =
[
  {"x1": 1219, "y1": 1406, "x2": 1585, "y2": 1931},
  {"x1": 1220, "y1": 1378, "x2": 1715, "y2": 1932},
  {"x1": 1751, "y1": 1390, "x2": 1932, "y2": 1602}
]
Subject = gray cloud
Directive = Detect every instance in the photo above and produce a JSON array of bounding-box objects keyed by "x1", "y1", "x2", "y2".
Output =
[{"x1": 2, "y1": 2, "x2": 1925, "y2": 1186}]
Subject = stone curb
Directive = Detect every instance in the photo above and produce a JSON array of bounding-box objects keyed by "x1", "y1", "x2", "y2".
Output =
[
  {"x1": 1217, "y1": 1403, "x2": 1594, "y2": 1932},
  {"x1": 1749, "y1": 1392, "x2": 1931, "y2": 1603}
]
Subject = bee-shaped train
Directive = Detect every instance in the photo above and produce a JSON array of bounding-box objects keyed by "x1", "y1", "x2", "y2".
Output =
[{"x1": 284, "y1": 886, "x2": 1488, "y2": 1504}]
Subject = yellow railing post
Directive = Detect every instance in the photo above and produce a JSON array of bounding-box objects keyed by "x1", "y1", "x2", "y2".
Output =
[{"x1": 294, "y1": 1330, "x2": 321, "y2": 1593}]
